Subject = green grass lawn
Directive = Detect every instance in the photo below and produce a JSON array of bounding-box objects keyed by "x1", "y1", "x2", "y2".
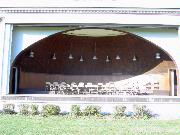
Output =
[{"x1": 0, "y1": 115, "x2": 180, "y2": 135}]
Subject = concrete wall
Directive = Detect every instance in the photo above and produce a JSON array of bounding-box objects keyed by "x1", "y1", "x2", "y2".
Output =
[{"x1": 1, "y1": 100, "x2": 180, "y2": 120}]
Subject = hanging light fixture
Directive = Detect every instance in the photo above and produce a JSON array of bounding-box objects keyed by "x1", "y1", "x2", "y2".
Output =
[
  {"x1": 29, "y1": 50, "x2": 34, "y2": 58},
  {"x1": 106, "y1": 56, "x2": 110, "y2": 62},
  {"x1": 68, "y1": 54, "x2": 74, "y2": 60},
  {"x1": 80, "y1": 56, "x2": 84, "y2": 62},
  {"x1": 155, "y1": 52, "x2": 161, "y2": 59},
  {"x1": 68, "y1": 43, "x2": 74, "y2": 60},
  {"x1": 79, "y1": 41, "x2": 85, "y2": 62},
  {"x1": 52, "y1": 53, "x2": 56, "y2": 60},
  {"x1": 116, "y1": 55, "x2": 121, "y2": 60},
  {"x1": 93, "y1": 42, "x2": 98, "y2": 60},
  {"x1": 93, "y1": 55, "x2": 98, "y2": 60},
  {"x1": 132, "y1": 55, "x2": 137, "y2": 61}
]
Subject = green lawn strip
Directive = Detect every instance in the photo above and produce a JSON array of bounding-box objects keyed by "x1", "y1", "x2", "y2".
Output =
[{"x1": 0, "y1": 115, "x2": 179, "y2": 135}]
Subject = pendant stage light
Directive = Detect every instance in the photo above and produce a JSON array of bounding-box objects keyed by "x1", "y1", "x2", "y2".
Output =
[
  {"x1": 52, "y1": 53, "x2": 56, "y2": 60},
  {"x1": 132, "y1": 55, "x2": 137, "y2": 61},
  {"x1": 80, "y1": 56, "x2": 84, "y2": 62},
  {"x1": 116, "y1": 55, "x2": 121, "y2": 60},
  {"x1": 155, "y1": 52, "x2": 161, "y2": 59},
  {"x1": 106, "y1": 56, "x2": 110, "y2": 62},
  {"x1": 68, "y1": 54, "x2": 74, "y2": 60},
  {"x1": 29, "y1": 50, "x2": 34, "y2": 58}
]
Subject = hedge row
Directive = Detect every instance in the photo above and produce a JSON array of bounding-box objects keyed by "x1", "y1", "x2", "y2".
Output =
[{"x1": 1, "y1": 104, "x2": 153, "y2": 119}]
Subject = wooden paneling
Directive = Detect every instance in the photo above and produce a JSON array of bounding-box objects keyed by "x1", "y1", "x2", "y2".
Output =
[{"x1": 13, "y1": 32, "x2": 172, "y2": 75}]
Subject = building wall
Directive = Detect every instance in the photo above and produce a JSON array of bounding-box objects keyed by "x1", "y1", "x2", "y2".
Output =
[
  {"x1": 0, "y1": 1, "x2": 179, "y2": 120},
  {"x1": 0, "y1": 6, "x2": 179, "y2": 95},
  {"x1": 1, "y1": 99, "x2": 180, "y2": 120}
]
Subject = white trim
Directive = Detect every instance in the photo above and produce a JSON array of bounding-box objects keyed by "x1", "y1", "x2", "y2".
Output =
[
  {"x1": 1, "y1": 95, "x2": 180, "y2": 103},
  {"x1": 0, "y1": 7, "x2": 180, "y2": 15},
  {"x1": 1, "y1": 24, "x2": 13, "y2": 95},
  {"x1": 1, "y1": 100, "x2": 180, "y2": 104},
  {"x1": 0, "y1": 0, "x2": 180, "y2": 8},
  {"x1": 3, "y1": 12, "x2": 179, "y2": 26},
  {"x1": 3, "y1": 94, "x2": 180, "y2": 98},
  {"x1": 0, "y1": 18, "x2": 5, "y2": 95}
]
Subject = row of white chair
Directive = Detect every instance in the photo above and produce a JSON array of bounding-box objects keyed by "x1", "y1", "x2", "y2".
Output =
[{"x1": 45, "y1": 81, "x2": 155, "y2": 95}]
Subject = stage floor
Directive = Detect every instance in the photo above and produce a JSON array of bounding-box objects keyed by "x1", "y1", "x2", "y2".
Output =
[{"x1": 1, "y1": 95, "x2": 180, "y2": 103}]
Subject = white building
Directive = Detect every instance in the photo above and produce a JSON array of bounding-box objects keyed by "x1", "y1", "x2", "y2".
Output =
[{"x1": 0, "y1": 0, "x2": 180, "y2": 119}]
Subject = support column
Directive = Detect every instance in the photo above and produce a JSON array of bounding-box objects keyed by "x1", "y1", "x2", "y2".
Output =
[
  {"x1": 0, "y1": 17, "x2": 6, "y2": 95},
  {"x1": 170, "y1": 69, "x2": 175, "y2": 96},
  {"x1": 177, "y1": 26, "x2": 180, "y2": 96},
  {"x1": 1, "y1": 23, "x2": 13, "y2": 95}
]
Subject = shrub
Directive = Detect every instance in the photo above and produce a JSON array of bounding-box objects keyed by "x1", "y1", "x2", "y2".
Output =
[
  {"x1": 41, "y1": 104, "x2": 60, "y2": 117},
  {"x1": 133, "y1": 105, "x2": 153, "y2": 119},
  {"x1": 3, "y1": 104, "x2": 15, "y2": 114},
  {"x1": 19, "y1": 104, "x2": 29, "y2": 115},
  {"x1": 113, "y1": 105, "x2": 126, "y2": 118},
  {"x1": 30, "y1": 104, "x2": 39, "y2": 115},
  {"x1": 83, "y1": 105, "x2": 101, "y2": 116},
  {"x1": 70, "y1": 105, "x2": 81, "y2": 117}
]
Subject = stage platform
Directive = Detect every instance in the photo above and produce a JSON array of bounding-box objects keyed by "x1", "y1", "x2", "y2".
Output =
[
  {"x1": 1, "y1": 95, "x2": 180, "y2": 119},
  {"x1": 1, "y1": 95, "x2": 180, "y2": 103}
]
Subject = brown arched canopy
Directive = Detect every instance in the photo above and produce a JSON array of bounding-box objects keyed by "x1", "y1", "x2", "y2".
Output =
[{"x1": 10, "y1": 28, "x2": 176, "y2": 95}]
